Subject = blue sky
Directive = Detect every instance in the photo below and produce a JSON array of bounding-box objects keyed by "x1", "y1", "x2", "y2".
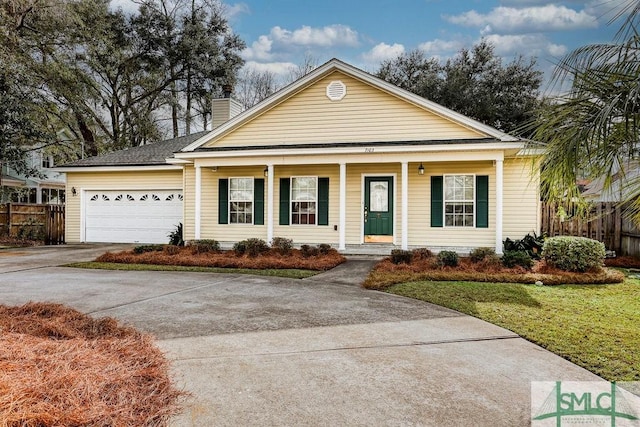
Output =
[{"x1": 112, "y1": 0, "x2": 631, "y2": 91}]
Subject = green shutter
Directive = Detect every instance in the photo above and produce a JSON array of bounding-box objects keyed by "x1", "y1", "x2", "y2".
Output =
[
  {"x1": 318, "y1": 177, "x2": 329, "y2": 226},
  {"x1": 218, "y1": 179, "x2": 228, "y2": 225},
  {"x1": 279, "y1": 178, "x2": 290, "y2": 225},
  {"x1": 476, "y1": 175, "x2": 489, "y2": 228},
  {"x1": 254, "y1": 178, "x2": 264, "y2": 225},
  {"x1": 431, "y1": 176, "x2": 443, "y2": 227}
]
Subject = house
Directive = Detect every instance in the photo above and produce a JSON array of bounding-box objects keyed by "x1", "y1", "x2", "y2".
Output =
[
  {"x1": 57, "y1": 59, "x2": 540, "y2": 253},
  {"x1": 1, "y1": 148, "x2": 66, "y2": 205}
]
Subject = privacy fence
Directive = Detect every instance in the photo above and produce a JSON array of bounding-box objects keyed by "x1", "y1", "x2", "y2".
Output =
[
  {"x1": 541, "y1": 202, "x2": 640, "y2": 256},
  {"x1": 0, "y1": 203, "x2": 65, "y2": 245}
]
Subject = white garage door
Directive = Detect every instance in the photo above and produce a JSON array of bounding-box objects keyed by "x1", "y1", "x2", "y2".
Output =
[{"x1": 85, "y1": 190, "x2": 183, "y2": 244}]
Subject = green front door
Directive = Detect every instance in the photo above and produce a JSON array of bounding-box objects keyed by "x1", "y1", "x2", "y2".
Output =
[{"x1": 364, "y1": 176, "x2": 393, "y2": 241}]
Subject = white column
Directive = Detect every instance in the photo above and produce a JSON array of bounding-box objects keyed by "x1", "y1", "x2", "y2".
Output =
[
  {"x1": 495, "y1": 158, "x2": 504, "y2": 254},
  {"x1": 339, "y1": 163, "x2": 347, "y2": 251},
  {"x1": 267, "y1": 164, "x2": 274, "y2": 243},
  {"x1": 195, "y1": 165, "x2": 201, "y2": 240},
  {"x1": 401, "y1": 161, "x2": 409, "y2": 250}
]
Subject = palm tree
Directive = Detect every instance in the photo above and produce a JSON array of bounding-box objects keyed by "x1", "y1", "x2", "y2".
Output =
[{"x1": 529, "y1": 1, "x2": 640, "y2": 222}]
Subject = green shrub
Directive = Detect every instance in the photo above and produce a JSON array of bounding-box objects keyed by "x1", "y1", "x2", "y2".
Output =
[
  {"x1": 469, "y1": 247, "x2": 496, "y2": 263},
  {"x1": 502, "y1": 250, "x2": 533, "y2": 269},
  {"x1": 318, "y1": 243, "x2": 333, "y2": 255},
  {"x1": 300, "y1": 244, "x2": 319, "y2": 257},
  {"x1": 233, "y1": 238, "x2": 270, "y2": 256},
  {"x1": 503, "y1": 232, "x2": 544, "y2": 259},
  {"x1": 167, "y1": 223, "x2": 184, "y2": 246},
  {"x1": 437, "y1": 250, "x2": 459, "y2": 267},
  {"x1": 189, "y1": 239, "x2": 220, "y2": 254},
  {"x1": 270, "y1": 237, "x2": 294, "y2": 255},
  {"x1": 133, "y1": 244, "x2": 164, "y2": 254},
  {"x1": 411, "y1": 248, "x2": 433, "y2": 260},
  {"x1": 542, "y1": 236, "x2": 606, "y2": 272},
  {"x1": 390, "y1": 249, "x2": 413, "y2": 264}
]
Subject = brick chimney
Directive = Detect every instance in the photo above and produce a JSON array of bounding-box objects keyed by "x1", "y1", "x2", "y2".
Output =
[{"x1": 211, "y1": 85, "x2": 242, "y2": 129}]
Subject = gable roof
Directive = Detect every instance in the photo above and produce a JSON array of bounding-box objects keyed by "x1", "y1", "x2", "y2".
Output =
[
  {"x1": 58, "y1": 131, "x2": 208, "y2": 169},
  {"x1": 181, "y1": 58, "x2": 519, "y2": 153}
]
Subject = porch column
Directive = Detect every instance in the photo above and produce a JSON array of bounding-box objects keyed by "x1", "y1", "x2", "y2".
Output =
[
  {"x1": 495, "y1": 158, "x2": 504, "y2": 254},
  {"x1": 267, "y1": 164, "x2": 274, "y2": 243},
  {"x1": 401, "y1": 161, "x2": 409, "y2": 250},
  {"x1": 195, "y1": 165, "x2": 201, "y2": 240},
  {"x1": 339, "y1": 162, "x2": 346, "y2": 251}
]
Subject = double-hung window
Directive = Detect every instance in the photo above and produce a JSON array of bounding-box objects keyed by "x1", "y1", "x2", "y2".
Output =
[
  {"x1": 229, "y1": 177, "x2": 253, "y2": 224},
  {"x1": 291, "y1": 176, "x2": 317, "y2": 225},
  {"x1": 444, "y1": 175, "x2": 475, "y2": 227}
]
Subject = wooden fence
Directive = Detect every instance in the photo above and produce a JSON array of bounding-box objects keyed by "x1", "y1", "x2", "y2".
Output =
[
  {"x1": 0, "y1": 203, "x2": 65, "y2": 245},
  {"x1": 540, "y1": 202, "x2": 640, "y2": 256}
]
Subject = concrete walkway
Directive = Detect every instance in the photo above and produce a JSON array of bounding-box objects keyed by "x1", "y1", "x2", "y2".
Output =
[{"x1": 0, "y1": 245, "x2": 607, "y2": 426}]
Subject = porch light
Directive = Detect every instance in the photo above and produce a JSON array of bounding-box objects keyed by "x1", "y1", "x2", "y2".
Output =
[
  {"x1": 264, "y1": 166, "x2": 269, "y2": 177},
  {"x1": 71, "y1": 187, "x2": 77, "y2": 196},
  {"x1": 418, "y1": 163, "x2": 425, "y2": 175}
]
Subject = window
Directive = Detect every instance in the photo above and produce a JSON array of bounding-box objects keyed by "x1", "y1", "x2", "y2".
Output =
[
  {"x1": 41, "y1": 154, "x2": 53, "y2": 169},
  {"x1": 444, "y1": 175, "x2": 474, "y2": 227},
  {"x1": 291, "y1": 177, "x2": 317, "y2": 225},
  {"x1": 229, "y1": 177, "x2": 253, "y2": 224}
]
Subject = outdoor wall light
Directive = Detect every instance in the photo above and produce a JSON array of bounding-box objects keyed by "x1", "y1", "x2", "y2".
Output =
[
  {"x1": 418, "y1": 163, "x2": 425, "y2": 175},
  {"x1": 264, "y1": 166, "x2": 269, "y2": 177},
  {"x1": 71, "y1": 187, "x2": 77, "y2": 196}
]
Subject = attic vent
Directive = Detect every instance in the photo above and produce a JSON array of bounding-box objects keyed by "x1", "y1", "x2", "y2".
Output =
[{"x1": 326, "y1": 80, "x2": 346, "y2": 101}]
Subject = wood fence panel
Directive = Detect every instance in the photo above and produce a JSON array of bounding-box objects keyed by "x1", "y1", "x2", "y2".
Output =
[{"x1": 0, "y1": 203, "x2": 65, "y2": 245}]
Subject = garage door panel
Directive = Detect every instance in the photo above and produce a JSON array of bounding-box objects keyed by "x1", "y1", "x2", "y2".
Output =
[{"x1": 85, "y1": 190, "x2": 183, "y2": 244}]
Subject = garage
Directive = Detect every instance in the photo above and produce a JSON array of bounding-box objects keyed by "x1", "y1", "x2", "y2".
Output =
[{"x1": 85, "y1": 190, "x2": 183, "y2": 244}]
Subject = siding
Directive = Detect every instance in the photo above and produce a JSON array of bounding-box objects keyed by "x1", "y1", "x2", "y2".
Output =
[
  {"x1": 503, "y1": 157, "x2": 540, "y2": 240},
  {"x1": 204, "y1": 71, "x2": 485, "y2": 149},
  {"x1": 65, "y1": 170, "x2": 183, "y2": 243}
]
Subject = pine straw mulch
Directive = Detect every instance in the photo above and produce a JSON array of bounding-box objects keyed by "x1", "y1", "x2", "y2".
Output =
[
  {"x1": 604, "y1": 256, "x2": 640, "y2": 269},
  {"x1": 0, "y1": 236, "x2": 41, "y2": 248},
  {"x1": 364, "y1": 256, "x2": 625, "y2": 290},
  {"x1": 0, "y1": 302, "x2": 183, "y2": 427},
  {"x1": 96, "y1": 247, "x2": 346, "y2": 271}
]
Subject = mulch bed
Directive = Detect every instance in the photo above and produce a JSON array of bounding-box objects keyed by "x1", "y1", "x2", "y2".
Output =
[
  {"x1": 0, "y1": 303, "x2": 183, "y2": 426},
  {"x1": 96, "y1": 247, "x2": 346, "y2": 271},
  {"x1": 364, "y1": 256, "x2": 625, "y2": 290}
]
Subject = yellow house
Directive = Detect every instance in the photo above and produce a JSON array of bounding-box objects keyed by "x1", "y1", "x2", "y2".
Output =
[{"x1": 58, "y1": 59, "x2": 540, "y2": 253}]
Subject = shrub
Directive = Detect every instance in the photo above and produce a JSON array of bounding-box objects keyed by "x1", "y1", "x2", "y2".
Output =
[
  {"x1": 189, "y1": 239, "x2": 220, "y2": 254},
  {"x1": 163, "y1": 245, "x2": 181, "y2": 255},
  {"x1": 437, "y1": 250, "x2": 459, "y2": 267},
  {"x1": 542, "y1": 236, "x2": 606, "y2": 272},
  {"x1": 411, "y1": 248, "x2": 433, "y2": 260},
  {"x1": 469, "y1": 247, "x2": 496, "y2": 263},
  {"x1": 233, "y1": 238, "x2": 270, "y2": 256},
  {"x1": 133, "y1": 244, "x2": 164, "y2": 254},
  {"x1": 502, "y1": 250, "x2": 533, "y2": 269},
  {"x1": 167, "y1": 223, "x2": 184, "y2": 246},
  {"x1": 318, "y1": 243, "x2": 333, "y2": 255},
  {"x1": 479, "y1": 253, "x2": 503, "y2": 270},
  {"x1": 503, "y1": 232, "x2": 544, "y2": 259},
  {"x1": 300, "y1": 244, "x2": 319, "y2": 257},
  {"x1": 390, "y1": 249, "x2": 413, "y2": 264},
  {"x1": 270, "y1": 237, "x2": 294, "y2": 255}
]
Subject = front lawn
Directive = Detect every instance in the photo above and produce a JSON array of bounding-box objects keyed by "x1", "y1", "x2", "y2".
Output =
[{"x1": 386, "y1": 277, "x2": 640, "y2": 382}]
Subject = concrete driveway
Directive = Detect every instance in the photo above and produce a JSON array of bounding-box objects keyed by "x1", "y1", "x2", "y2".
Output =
[{"x1": 0, "y1": 245, "x2": 604, "y2": 426}]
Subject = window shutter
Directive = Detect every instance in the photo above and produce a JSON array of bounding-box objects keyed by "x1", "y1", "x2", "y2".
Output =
[
  {"x1": 318, "y1": 177, "x2": 329, "y2": 226},
  {"x1": 279, "y1": 178, "x2": 290, "y2": 225},
  {"x1": 431, "y1": 176, "x2": 443, "y2": 227},
  {"x1": 476, "y1": 175, "x2": 489, "y2": 228},
  {"x1": 218, "y1": 179, "x2": 228, "y2": 225},
  {"x1": 254, "y1": 178, "x2": 264, "y2": 225}
]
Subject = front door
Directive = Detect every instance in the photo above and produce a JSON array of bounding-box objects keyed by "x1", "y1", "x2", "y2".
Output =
[{"x1": 364, "y1": 176, "x2": 393, "y2": 243}]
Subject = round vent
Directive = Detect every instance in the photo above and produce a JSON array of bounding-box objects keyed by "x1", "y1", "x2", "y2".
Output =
[{"x1": 326, "y1": 80, "x2": 347, "y2": 101}]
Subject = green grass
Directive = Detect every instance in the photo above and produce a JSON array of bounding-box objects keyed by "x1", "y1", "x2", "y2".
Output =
[
  {"x1": 387, "y1": 276, "x2": 640, "y2": 382},
  {"x1": 66, "y1": 262, "x2": 318, "y2": 279}
]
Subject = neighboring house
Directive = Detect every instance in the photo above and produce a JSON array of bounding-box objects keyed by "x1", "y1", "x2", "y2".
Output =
[
  {"x1": 57, "y1": 59, "x2": 540, "y2": 253},
  {"x1": 581, "y1": 161, "x2": 640, "y2": 203},
  {"x1": 1, "y1": 148, "x2": 66, "y2": 205}
]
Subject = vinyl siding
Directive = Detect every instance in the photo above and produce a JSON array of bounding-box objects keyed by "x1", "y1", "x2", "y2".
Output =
[
  {"x1": 203, "y1": 71, "x2": 485, "y2": 149},
  {"x1": 65, "y1": 170, "x2": 183, "y2": 243},
  {"x1": 503, "y1": 157, "x2": 540, "y2": 240}
]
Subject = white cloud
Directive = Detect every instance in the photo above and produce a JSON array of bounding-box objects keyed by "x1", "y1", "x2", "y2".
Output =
[
  {"x1": 481, "y1": 33, "x2": 568, "y2": 58},
  {"x1": 242, "y1": 35, "x2": 274, "y2": 61},
  {"x1": 418, "y1": 39, "x2": 464, "y2": 55},
  {"x1": 446, "y1": 5, "x2": 599, "y2": 34},
  {"x1": 361, "y1": 43, "x2": 405, "y2": 63},
  {"x1": 269, "y1": 25, "x2": 359, "y2": 48},
  {"x1": 224, "y1": 3, "x2": 250, "y2": 21},
  {"x1": 242, "y1": 61, "x2": 296, "y2": 78},
  {"x1": 109, "y1": 0, "x2": 138, "y2": 14}
]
